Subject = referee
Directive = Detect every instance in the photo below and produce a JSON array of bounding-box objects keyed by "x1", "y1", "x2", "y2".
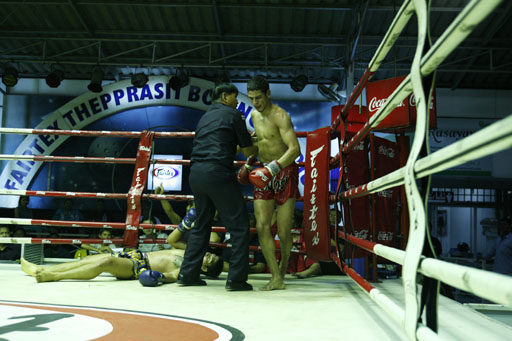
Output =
[{"x1": 178, "y1": 83, "x2": 257, "y2": 291}]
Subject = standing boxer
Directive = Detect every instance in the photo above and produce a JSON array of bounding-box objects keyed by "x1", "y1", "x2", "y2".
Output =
[
  {"x1": 178, "y1": 83, "x2": 257, "y2": 291},
  {"x1": 242, "y1": 75, "x2": 301, "y2": 290}
]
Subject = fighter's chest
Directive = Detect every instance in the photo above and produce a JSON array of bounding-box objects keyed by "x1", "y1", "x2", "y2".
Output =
[
  {"x1": 253, "y1": 115, "x2": 279, "y2": 139},
  {"x1": 171, "y1": 255, "x2": 183, "y2": 268}
]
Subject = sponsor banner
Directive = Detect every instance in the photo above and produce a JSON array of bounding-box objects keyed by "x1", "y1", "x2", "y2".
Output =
[
  {"x1": 343, "y1": 132, "x2": 371, "y2": 258},
  {"x1": 0, "y1": 77, "x2": 254, "y2": 207},
  {"x1": 366, "y1": 76, "x2": 436, "y2": 131},
  {"x1": 303, "y1": 127, "x2": 331, "y2": 261},
  {"x1": 429, "y1": 118, "x2": 493, "y2": 175},
  {"x1": 373, "y1": 136, "x2": 400, "y2": 247}
]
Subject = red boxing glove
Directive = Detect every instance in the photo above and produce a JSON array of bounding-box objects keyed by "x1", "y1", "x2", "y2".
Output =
[
  {"x1": 249, "y1": 160, "x2": 282, "y2": 188},
  {"x1": 237, "y1": 155, "x2": 257, "y2": 185}
]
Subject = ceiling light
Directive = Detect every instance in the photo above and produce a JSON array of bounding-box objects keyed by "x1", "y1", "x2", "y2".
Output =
[
  {"x1": 290, "y1": 75, "x2": 308, "y2": 92},
  {"x1": 2, "y1": 67, "x2": 18, "y2": 87},
  {"x1": 131, "y1": 72, "x2": 148, "y2": 88},
  {"x1": 88, "y1": 67, "x2": 104, "y2": 93},
  {"x1": 46, "y1": 69, "x2": 64, "y2": 88},
  {"x1": 169, "y1": 69, "x2": 189, "y2": 91}
]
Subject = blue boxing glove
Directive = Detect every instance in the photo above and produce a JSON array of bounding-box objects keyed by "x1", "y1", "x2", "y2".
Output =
[
  {"x1": 178, "y1": 207, "x2": 197, "y2": 233},
  {"x1": 139, "y1": 270, "x2": 166, "y2": 287}
]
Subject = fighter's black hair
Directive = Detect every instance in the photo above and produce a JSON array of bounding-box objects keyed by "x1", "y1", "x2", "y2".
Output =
[{"x1": 247, "y1": 75, "x2": 269, "y2": 93}]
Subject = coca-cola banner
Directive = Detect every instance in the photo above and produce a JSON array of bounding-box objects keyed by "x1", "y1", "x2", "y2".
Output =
[
  {"x1": 373, "y1": 136, "x2": 400, "y2": 248},
  {"x1": 366, "y1": 76, "x2": 437, "y2": 131},
  {"x1": 303, "y1": 127, "x2": 331, "y2": 261},
  {"x1": 342, "y1": 132, "x2": 371, "y2": 258}
]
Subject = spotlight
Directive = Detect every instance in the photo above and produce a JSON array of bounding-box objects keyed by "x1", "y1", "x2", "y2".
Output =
[
  {"x1": 131, "y1": 72, "x2": 148, "y2": 88},
  {"x1": 46, "y1": 69, "x2": 64, "y2": 88},
  {"x1": 168, "y1": 70, "x2": 189, "y2": 91},
  {"x1": 2, "y1": 67, "x2": 19, "y2": 87},
  {"x1": 88, "y1": 67, "x2": 104, "y2": 93},
  {"x1": 317, "y1": 83, "x2": 342, "y2": 102},
  {"x1": 290, "y1": 75, "x2": 308, "y2": 92}
]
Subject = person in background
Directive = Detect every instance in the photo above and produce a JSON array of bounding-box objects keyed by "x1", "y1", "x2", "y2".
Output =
[
  {"x1": 82, "y1": 228, "x2": 116, "y2": 254},
  {"x1": 485, "y1": 217, "x2": 512, "y2": 275},
  {"x1": 139, "y1": 219, "x2": 171, "y2": 252},
  {"x1": 53, "y1": 198, "x2": 85, "y2": 234},
  {"x1": 0, "y1": 226, "x2": 21, "y2": 261},
  {"x1": 15, "y1": 195, "x2": 32, "y2": 219}
]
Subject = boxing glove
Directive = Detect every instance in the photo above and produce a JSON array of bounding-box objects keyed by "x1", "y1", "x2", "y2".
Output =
[
  {"x1": 139, "y1": 270, "x2": 166, "y2": 287},
  {"x1": 237, "y1": 155, "x2": 257, "y2": 185},
  {"x1": 178, "y1": 207, "x2": 197, "y2": 233},
  {"x1": 249, "y1": 160, "x2": 282, "y2": 189}
]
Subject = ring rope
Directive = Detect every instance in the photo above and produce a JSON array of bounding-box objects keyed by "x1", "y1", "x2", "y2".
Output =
[
  {"x1": 338, "y1": 115, "x2": 512, "y2": 201},
  {"x1": 402, "y1": 0, "x2": 429, "y2": 337},
  {"x1": 338, "y1": 231, "x2": 512, "y2": 307},
  {"x1": 0, "y1": 154, "x2": 306, "y2": 168},
  {"x1": 331, "y1": 0, "x2": 416, "y2": 132},
  {"x1": 332, "y1": 0, "x2": 506, "y2": 340},
  {"x1": 341, "y1": 0, "x2": 504, "y2": 155},
  {"x1": 0, "y1": 127, "x2": 308, "y2": 138}
]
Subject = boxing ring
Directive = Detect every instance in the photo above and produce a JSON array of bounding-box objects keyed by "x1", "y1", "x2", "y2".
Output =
[{"x1": 1, "y1": 0, "x2": 512, "y2": 340}]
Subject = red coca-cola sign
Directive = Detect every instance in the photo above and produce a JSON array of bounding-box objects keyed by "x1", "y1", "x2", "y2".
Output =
[{"x1": 366, "y1": 76, "x2": 436, "y2": 131}]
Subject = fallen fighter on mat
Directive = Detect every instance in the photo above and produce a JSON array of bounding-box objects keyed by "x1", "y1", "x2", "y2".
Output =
[{"x1": 21, "y1": 248, "x2": 223, "y2": 286}]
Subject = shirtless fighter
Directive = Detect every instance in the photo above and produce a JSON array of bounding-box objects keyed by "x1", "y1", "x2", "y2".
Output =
[
  {"x1": 21, "y1": 249, "x2": 222, "y2": 286},
  {"x1": 238, "y1": 75, "x2": 301, "y2": 290}
]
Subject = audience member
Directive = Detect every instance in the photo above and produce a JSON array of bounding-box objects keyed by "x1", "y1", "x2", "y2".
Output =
[
  {"x1": 53, "y1": 198, "x2": 85, "y2": 234},
  {"x1": 0, "y1": 226, "x2": 21, "y2": 261},
  {"x1": 485, "y1": 217, "x2": 512, "y2": 275},
  {"x1": 139, "y1": 219, "x2": 171, "y2": 252},
  {"x1": 82, "y1": 228, "x2": 116, "y2": 254}
]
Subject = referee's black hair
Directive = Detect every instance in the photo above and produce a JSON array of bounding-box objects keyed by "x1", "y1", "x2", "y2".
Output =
[{"x1": 211, "y1": 83, "x2": 238, "y2": 102}]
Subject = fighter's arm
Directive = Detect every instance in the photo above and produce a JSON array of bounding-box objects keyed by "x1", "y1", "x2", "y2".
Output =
[
  {"x1": 167, "y1": 228, "x2": 187, "y2": 250},
  {"x1": 240, "y1": 145, "x2": 258, "y2": 158},
  {"x1": 275, "y1": 110, "x2": 301, "y2": 167},
  {"x1": 155, "y1": 185, "x2": 181, "y2": 224}
]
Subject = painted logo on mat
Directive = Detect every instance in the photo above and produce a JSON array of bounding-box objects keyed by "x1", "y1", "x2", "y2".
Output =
[{"x1": 0, "y1": 301, "x2": 244, "y2": 341}]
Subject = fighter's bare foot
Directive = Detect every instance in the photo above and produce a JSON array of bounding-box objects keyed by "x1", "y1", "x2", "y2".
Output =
[
  {"x1": 259, "y1": 279, "x2": 285, "y2": 291},
  {"x1": 293, "y1": 271, "x2": 312, "y2": 279},
  {"x1": 35, "y1": 271, "x2": 58, "y2": 283},
  {"x1": 21, "y1": 257, "x2": 41, "y2": 277}
]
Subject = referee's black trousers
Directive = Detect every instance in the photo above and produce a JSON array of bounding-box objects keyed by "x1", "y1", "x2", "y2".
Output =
[{"x1": 179, "y1": 162, "x2": 250, "y2": 283}]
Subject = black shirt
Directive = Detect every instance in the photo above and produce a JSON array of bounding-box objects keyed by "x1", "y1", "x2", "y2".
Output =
[
  {"x1": 0, "y1": 244, "x2": 21, "y2": 261},
  {"x1": 191, "y1": 103, "x2": 253, "y2": 169}
]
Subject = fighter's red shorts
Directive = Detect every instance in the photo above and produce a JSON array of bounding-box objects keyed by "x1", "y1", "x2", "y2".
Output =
[{"x1": 253, "y1": 163, "x2": 299, "y2": 205}]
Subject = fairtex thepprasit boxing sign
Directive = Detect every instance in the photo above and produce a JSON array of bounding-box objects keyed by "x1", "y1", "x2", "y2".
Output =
[{"x1": 0, "y1": 77, "x2": 254, "y2": 208}]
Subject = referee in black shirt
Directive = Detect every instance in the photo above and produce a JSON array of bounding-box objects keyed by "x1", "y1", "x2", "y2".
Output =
[{"x1": 178, "y1": 83, "x2": 257, "y2": 291}]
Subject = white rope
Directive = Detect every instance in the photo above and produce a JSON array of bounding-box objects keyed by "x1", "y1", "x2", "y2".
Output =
[
  {"x1": 371, "y1": 242, "x2": 512, "y2": 307},
  {"x1": 344, "y1": 114, "x2": 512, "y2": 197},
  {"x1": 402, "y1": 0, "x2": 428, "y2": 338}
]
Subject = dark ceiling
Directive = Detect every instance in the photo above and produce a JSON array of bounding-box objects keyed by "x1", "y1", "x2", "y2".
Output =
[{"x1": 1, "y1": 0, "x2": 511, "y2": 91}]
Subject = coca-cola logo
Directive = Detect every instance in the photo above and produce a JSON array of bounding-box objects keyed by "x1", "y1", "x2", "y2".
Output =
[
  {"x1": 368, "y1": 96, "x2": 406, "y2": 113},
  {"x1": 377, "y1": 190, "x2": 393, "y2": 198},
  {"x1": 378, "y1": 145, "x2": 395, "y2": 158},
  {"x1": 409, "y1": 94, "x2": 435, "y2": 109},
  {"x1": 354, "y1": 229, "x2": 369, "y2": 240},
  {"x1": 378, "y1": 231, "x2": 393, "y2": 241}
]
